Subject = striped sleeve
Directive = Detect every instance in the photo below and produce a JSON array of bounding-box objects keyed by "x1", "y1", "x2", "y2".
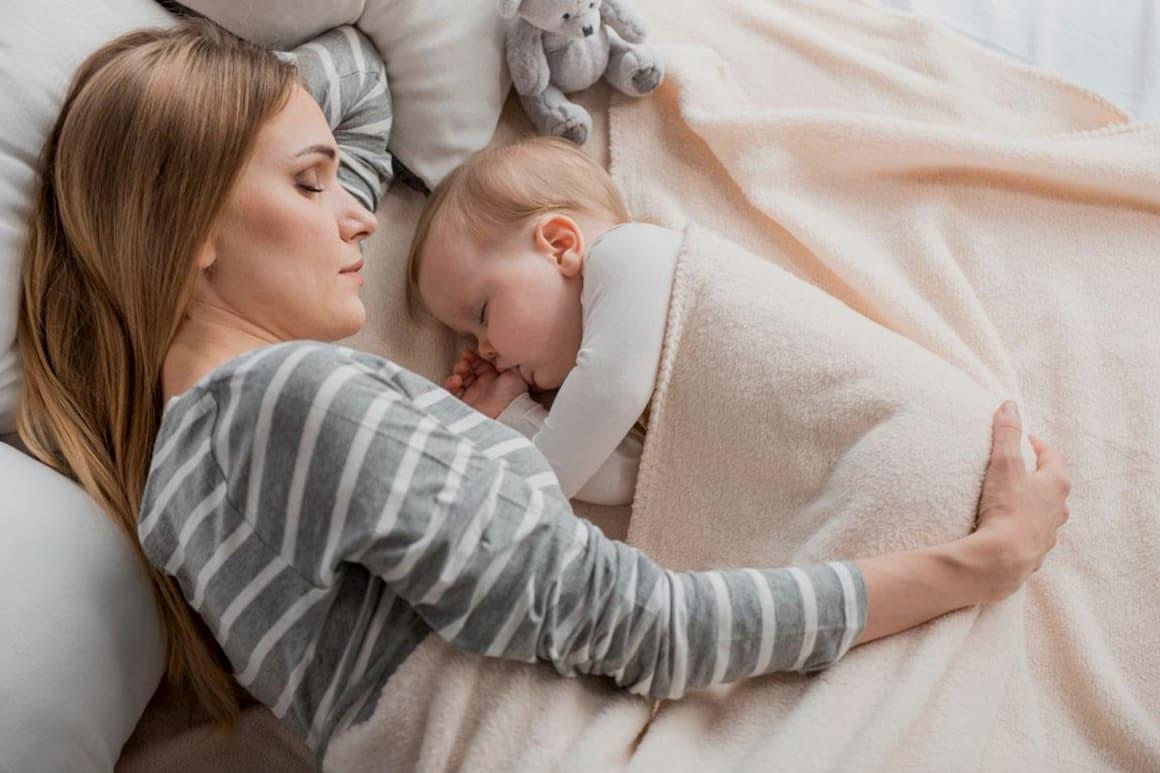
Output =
[
  {"x1": 214, "y1": 344, "x2": 868, "y2": 700},
  {"x1": 280, "y1": 26, "x2": 393, "y2": 212}
]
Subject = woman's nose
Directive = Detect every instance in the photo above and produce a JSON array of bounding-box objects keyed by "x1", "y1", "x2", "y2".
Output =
[{"x1": 339, "y1": 193, "x2": 379, "y2": 244}]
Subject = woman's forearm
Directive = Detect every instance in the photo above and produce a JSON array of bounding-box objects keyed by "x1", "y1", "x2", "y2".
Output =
[{"x1": 853, "y1": 535, "x2": 985, "y2": 646}]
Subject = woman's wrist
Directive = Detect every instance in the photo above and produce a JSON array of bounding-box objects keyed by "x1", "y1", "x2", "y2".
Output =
[{"x1": 852, "y1": 538, "x2": 983, "y2": 647}]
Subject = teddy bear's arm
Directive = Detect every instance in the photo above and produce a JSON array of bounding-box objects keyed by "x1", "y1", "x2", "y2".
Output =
[
  {"x1": 506, "y1": 20, "x2": 551, "y2": 96},
  {"x1": 600, "y1": 0, "x2": 647, "y2": 43}
]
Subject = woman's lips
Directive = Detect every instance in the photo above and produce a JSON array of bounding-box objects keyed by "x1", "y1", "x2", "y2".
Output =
[{"x1": 340, "y1": 258, "x2": 364, "y2": 285}]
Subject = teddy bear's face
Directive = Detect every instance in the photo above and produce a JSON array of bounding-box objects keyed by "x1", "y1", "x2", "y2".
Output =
[{"x1": 520, "y1": 0, "x2": 603, "y2": 40}]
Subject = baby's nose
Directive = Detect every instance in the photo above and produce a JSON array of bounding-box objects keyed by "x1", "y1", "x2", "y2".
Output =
[{"x1": 582, "y1": 25, "x2": 594, "y2": 36}]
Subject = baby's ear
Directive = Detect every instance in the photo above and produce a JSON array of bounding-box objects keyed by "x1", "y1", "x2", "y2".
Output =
[
  {"x1": 498, "y1": 0, "x2": 523, "y2": 19},
  {"x1": 536, "y1": 215, "x2": 585, "y2": 277}
]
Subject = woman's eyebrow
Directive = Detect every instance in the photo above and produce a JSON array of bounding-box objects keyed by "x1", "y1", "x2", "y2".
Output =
[{"x1": 294, "y1": 144, "x2": 337, "y2": 160}]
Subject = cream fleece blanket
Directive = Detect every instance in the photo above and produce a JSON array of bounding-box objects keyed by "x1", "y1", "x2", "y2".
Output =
[
  {"x1": 613, "y1": 0, "x2": 1160, "y2": 769},
  {"x1": 327, "y1": 0, "x2": 1160, "y2": 770}
]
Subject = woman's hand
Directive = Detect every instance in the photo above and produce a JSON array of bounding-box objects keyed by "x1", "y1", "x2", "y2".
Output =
[
  {"x1": 960, "y1": 401, "x2": 1072, "y2": 603},
  {"x1": 443, "y1": 349, "x2": 530, "y2": 419},
  {"x1": 854, "y1": 401, "x2": 1071, "y2": 647}
]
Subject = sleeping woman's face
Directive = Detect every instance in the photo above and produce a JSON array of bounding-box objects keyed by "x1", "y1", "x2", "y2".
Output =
[{"x1": 196, "y1": 85, "x2": 378, "y2": 343}]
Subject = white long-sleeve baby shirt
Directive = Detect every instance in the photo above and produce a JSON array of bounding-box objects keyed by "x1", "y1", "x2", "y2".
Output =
[{"x1": 499, "y1": 222, "x2": 682, "y2": 505}]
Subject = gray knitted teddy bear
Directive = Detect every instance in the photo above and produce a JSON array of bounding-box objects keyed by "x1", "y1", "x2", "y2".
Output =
[{"x1": 500, "y1": 0, "x2": 664, "y2": 146}]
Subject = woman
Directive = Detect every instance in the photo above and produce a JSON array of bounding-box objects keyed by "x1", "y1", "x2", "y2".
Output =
[{"x1": 16, "y1": 17, "x2": 1070, "y2": 765}]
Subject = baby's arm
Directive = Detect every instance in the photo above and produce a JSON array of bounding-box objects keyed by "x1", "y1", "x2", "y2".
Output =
[
  {"x1": 526, "y1": 224, "x2": 681, "y2": 501},
  {"x1": 500, "y1": 394, "x2": 643, "y2": 506}
]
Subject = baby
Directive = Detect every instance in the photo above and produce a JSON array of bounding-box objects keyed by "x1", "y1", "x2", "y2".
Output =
[{"x1": 406, "y1": 136, "x2": 681, "y2": 506}]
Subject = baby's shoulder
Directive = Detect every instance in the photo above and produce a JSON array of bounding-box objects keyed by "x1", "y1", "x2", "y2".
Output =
[
  {"x1": 583, "y1": 222, "x2": 683, "y2": 290},
  {"x1": 588, "y1": 222, "x2": 682, "y2": 260}
]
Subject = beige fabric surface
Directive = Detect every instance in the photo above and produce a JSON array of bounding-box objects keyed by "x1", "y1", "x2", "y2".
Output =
[
  {"x1": 611, "y1": 0, "x2": 1160, "y2": 770},
  {"x1": 325, "y1": 0, "x2": 1160, "y2": 771}
]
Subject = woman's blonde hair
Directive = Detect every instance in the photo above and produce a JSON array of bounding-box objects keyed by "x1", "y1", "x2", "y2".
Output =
[
  {"x1": 17, "y1": 17, "x2": 300, "y2": 727},
  {"x1": 405, "y1": 136, "x2": 632, "y2": 318}
]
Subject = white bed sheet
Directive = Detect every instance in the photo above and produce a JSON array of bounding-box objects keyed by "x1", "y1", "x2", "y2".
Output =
[{"x1": 875, "y1": 0, "x2": 1160, "y2": 120}]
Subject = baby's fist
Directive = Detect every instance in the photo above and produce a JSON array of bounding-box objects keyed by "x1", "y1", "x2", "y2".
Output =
[{"x1": 443, "y1": 350, "x2": 529, "y2": 419}]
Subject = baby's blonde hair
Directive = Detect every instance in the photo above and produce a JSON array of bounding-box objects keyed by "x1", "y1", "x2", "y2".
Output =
[{"x1": 405, "y1": 136, "x2": 632, "y2": 318}]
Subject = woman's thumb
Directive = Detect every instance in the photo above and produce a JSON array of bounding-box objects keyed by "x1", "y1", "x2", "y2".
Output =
[{"x1": 990, "y1": 401, "x2": 1023, "y2": 474}]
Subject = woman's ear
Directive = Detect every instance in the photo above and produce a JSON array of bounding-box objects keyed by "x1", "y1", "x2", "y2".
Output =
[
  {"x1": 534, "y1": 214, "x2": 585, "y2": 278},
  {"x1": 193, "y1": 241, "x2": 216, "y2": 273}
]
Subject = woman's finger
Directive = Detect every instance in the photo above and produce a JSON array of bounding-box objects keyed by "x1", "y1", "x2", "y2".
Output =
[
  {"x1": 1028, "y1": 433, "x2": 1064, "y2": 475},
  {"x1": 1033, "y1": 441, "x2": 1068, "y2": 480}
]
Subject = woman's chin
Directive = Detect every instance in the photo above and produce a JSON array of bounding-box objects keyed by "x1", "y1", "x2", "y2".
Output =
[{"x1": 328, "y1": 301, "x2": 366, "y2": 341}]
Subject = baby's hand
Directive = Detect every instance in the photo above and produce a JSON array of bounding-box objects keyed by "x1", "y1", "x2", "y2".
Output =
[{"x1": 443, "y1": 349, "x2": 529, "y2": 419}]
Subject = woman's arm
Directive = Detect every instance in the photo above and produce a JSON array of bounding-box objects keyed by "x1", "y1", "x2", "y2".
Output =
[
  {"x1": 854, "y1": 401, "x2": 1071, "y2": 645},
  {"x1": 280, "y1": 26, "x2": 393, "y2": 212},
  {"x1": 224, "y1": 346, "x2": 863, "y2": 699},
  {"x1": 225, "y1": 346, "x2": 1068, "y2": 698}
]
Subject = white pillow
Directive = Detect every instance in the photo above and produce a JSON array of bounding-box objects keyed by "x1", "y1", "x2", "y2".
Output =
[
  {"x1": 0, "y1": 2, "x2": 172, "y2": 767},
  {"x1": 0, "y1": 441, "x2": 165, "y2": 772},
  {"x1": 174, "y1": 0, "x2": 512, "y2": 190}
]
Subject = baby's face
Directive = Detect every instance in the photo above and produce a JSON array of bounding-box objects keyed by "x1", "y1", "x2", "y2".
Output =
[{"x1": 418, "y1": 214, "x2": 587, "y2": 392}]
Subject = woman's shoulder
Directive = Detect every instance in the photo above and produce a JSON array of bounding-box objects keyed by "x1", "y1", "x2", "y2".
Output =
[{"x1": 160, "y1": 341, "x2": 411, "y2": 440}]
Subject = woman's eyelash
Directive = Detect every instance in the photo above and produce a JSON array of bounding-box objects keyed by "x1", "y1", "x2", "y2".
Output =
[
  {"x1": 297, "y1": 183, "x2": 324, "y2": 194},
  {"x1": 479, "y1": 303, "x2": 487, "y2": 325}
]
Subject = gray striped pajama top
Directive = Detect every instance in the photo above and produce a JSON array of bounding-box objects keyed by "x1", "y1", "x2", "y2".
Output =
[
  {"x1": 138, "y1": 26, "x2": 867, "y2": 763},
  {"x1": 141, "y1": 342, "x2": 867, "y2": 760}
]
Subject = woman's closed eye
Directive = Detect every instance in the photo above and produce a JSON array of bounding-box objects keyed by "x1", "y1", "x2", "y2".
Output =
[
  {"x1": 479, "y1": 302, "x2": 488, "y2": 326},
  {"x1": 296, "y1": 173, "x2": 324, "y2": 195},
  {"x1": 295, "y1": 159, "x2": 336, "y2": 195}
]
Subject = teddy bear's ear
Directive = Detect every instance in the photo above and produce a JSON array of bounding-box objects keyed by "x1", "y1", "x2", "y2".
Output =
[{"x1": 498, "y1": 0, "x2": 523, "y2": 19}]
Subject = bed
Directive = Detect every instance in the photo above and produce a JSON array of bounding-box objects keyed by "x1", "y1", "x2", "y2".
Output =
[{"x1": 1, "y1": 0, "x2": 1157, "y2": 771}]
